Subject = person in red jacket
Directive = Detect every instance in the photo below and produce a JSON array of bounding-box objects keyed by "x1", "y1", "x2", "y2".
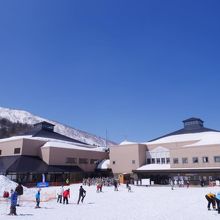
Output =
[{"x1": 63, "y1": 189, "x2": 70, "y2": 204}]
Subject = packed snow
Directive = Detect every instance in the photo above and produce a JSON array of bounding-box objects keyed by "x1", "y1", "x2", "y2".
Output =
[{"x1": 1, "y1": 177, "x2": 220, "y2": 219}]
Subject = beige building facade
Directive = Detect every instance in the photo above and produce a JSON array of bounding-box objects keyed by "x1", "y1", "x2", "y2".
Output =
[
  {"x1": 0, "y1": 121, "x2": 109, "y2": 185},
  {"x1": 110, "y1": 118, "x2": 220, "y2": 185}
]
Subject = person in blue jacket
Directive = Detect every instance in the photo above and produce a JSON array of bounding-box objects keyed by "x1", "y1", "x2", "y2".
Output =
[
  {"x1": 9, "y1": 189, "x2": 18, "y2": 215},
  {"x1": 215, "y1": 192, "x2": 220, "y2": 213},
  {"x1": 35, "y1": 189, "x2": 41, "y2": 208}
]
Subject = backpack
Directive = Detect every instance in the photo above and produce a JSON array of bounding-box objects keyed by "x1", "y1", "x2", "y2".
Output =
[{"x1": 3, "y1": 191, "x2": 9, "y2": 198}]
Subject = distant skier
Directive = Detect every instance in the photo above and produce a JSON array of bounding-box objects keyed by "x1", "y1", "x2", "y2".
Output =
[
  {"x1": 35, "y1": 189, "x2": 41, "y2": 208},
  {"x1": 170, "y1": 180, "x2": 174, "y2": 190},
  {"x1": 57, "y1": 186, "x2": 64, "y2": 203},
  {"x1": 15, "y1": 182, "x2": 23, "y2": 206},
  {"x1": 8, "y1": 189, "x2": 18, "y2": 216},
  {"x1": 215, "y1": 192, "x2": 220, "y2": 213},
  {"x1": 113, "y1": 179, "x2": 118, "y2": 191},
  {"x1": 205, "y1": 193, "x2": 216, "y2": 210},
  {"x1": 77, "y1": 186, "x2": 86, "y2": 204},
  {"x1": 63, "y1": 188, "x2": 70, "y2": 204}
]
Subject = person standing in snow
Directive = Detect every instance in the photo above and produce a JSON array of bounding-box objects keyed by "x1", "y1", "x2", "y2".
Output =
[
  {"x1": 215, "y1": 192, "x2": 220, "y2": 213},
  {"x1": 205, "y1": 193, "x2": 216, "y2": 210},
  {"x1": 15, "y1": 182, "x2": 23, "y2": 206},
  {"x1": 35, "y1": 189, "x2": 41, "y2": 208},
  {"x1": 63, "y1": 188, "x2": 70, "y2": 204},
  {"x1": 8, "y1": 189, "x2": 18, "y2": 216},
  {"x1": 113, "y1": 179, "x2": 118, "y2": 191},
  {"x1": 77, "y1": 186, "x2": 86, "y2": 204},
  {"x1": 57, "y1": 186, "x2": 64, "y2": 203}
]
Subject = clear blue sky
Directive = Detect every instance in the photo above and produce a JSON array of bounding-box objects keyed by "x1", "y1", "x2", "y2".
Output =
[{"x1": 0, "y1": 0, "x2": 220, "y2": 143}]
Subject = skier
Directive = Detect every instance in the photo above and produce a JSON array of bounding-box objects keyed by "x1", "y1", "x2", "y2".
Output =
[
  {"x1": 35, "y1": 189, "x2": 41, "y2": 208},
  {"x1": 205, "y1": 193, "x2": 216, "y2": 210},
  {"x1": 77, "y1": 186, "x2": 86, "y2": 204},
  {"x1": 15, "y1": 182, "x2": 23, "y2": 206},
  {"x1": 8, "y1": 189, "x2": 18, "y2": 216},
  {"x1": 57, "y1": 186, "x2": 64, "y2": 203},
  {"x1": 170, "y1": 179, "x2": 174, "y2": 190},
  {"x1": 113, "y1": 179, "x2": 118, "y2": 191},
  {"x1": 63, "y1": 188, "x2": 70, "y2": 204},
  {"x1": 216, "y1": 192, "x2": 220, "y2": 213}
]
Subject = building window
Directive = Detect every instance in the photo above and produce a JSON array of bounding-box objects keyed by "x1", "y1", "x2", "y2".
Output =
[
  {"x1": 202, "y1": 156, "x2": 209, "y2": 163},
  {"x1": 147, "y1": 159, "x2": 151, "y2": 164},
  {"x1": 79, "y1": 158, "x2": 88, "y2": 164},
  {"x1": 156, "y1": 158, "x2": 160, "y2": 164},
  {"x1": 182, "y1": 158, "x2": 188, "y2": 164},
  {"x1": 152, "y1": 158, "x2": 155, "y2": 164},
  {"x1": 14, "y1": 148, "x2": 20, "y2": 154},
  {"x1": 173, "y1": 158, "x2": 178, "y2": 164},
  {"x1": 113, "y1": 161, "x2": 116, "y2": 165},
  {"x1": 65, "y1": 157, "x2": 77, "y2": 164},
  {"x1": 90, "y1": 159, "x2": 98, "y2": 164},
  {"x1": 193, "y1": 157, "x2": 199, "y2": 163},
  {"x1": 161, "y1": 158, "x2": 165, "y2": 164},
  {"x1": 132, "y1": 160, "x2": 135, "y2": 164},
  {"x1": 214, "y1": 156, "x2": 220, "y2": 163},
  {"x1": 166, "y1": 158, "x2": 170, "y2": 164}
]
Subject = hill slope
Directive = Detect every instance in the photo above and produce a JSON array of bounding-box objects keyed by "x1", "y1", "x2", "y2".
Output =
[{"x1": 0, "y1": 107, "x2": 116, "y2": 147}]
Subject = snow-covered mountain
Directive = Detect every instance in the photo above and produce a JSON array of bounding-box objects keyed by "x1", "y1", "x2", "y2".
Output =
[{"x1": 0, "y1": 107, "x2": 116, "y2": 147}]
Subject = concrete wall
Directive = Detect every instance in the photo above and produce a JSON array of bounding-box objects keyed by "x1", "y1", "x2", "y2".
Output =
[
  {"x1": 0, "y1": 139, "x2": 23, "y2": 156},
  {"x1": 22, "y1": 139, "x2": 46, "y2": 156},
  {"x1": 41, "y1": 146, "x2": 108, "y2": 172},
  {"x1": 110, "y1": 144, "x2": 147, "y2": 174}
]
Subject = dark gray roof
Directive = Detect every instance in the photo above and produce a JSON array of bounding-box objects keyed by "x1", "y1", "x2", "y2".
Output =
[
  {"x1": 0, "y1": 156, "x2": 82, "y2": 173},
  {"x1": 20, "y1": 125, "x2": 87, "y2": 145}
]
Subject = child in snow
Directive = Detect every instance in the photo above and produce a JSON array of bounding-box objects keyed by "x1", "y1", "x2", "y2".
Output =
[
  {"x1": 35, "y1": 189, "x2": 41, "y2": 208},
  {"x1": 205, "y1": 193, "x2": 216, "y2": 210},
  {"x1": 77, "y1": 186, "x2": 86, "y2": 204},
  {"x1": 8, "y1": 189, "x2": 18, "y2": 216},
  {"x1": 63, "y1": 188, "x2": 70, "y2": 204},
  {"x1": 57, "y1": 186, "x2": 64, "y2": 203},
  {"x1": 113, "y1": 179, "x2": 118, "y2": 191}
]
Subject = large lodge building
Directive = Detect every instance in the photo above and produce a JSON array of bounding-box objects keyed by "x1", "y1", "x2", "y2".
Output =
[{"x1": 1, "y1": 117, "x2": 220, "y2": 185}]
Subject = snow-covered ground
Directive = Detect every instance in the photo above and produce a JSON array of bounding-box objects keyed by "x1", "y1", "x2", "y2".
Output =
[{"x1": 1, "y1": 182, "x2": 220, "y2": 220}]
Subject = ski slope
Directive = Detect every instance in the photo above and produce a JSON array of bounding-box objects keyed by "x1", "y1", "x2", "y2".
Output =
[{"x1": 0, "y1": 183, "x2": 220, "y2": 220}]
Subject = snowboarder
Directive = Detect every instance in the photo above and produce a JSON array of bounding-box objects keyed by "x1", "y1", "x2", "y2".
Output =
[
  {"x1": 77, "y1": 186, "x2": 86, "y2": 204},
  {"x1": 205, "y1": 193, "x2": 216, "y2": 210},
  {"x1": 8, "y1": 189, "x2": 17, "y2": 216},
  {"x1": 216, "y1": 192, "x2": 220, "y2": 213},
  {"x1": 63, "y1": 188, "x2": 70, "y2": 204},
  {"x1": 57, "y1": 186, "x2": 64, "y2": 203},
  {"x1": 35, "y1": 189, "x2": 41, "y2": 208},
  {"x1": 15, "y1": 182, "x2": 23, "y2": 206}
]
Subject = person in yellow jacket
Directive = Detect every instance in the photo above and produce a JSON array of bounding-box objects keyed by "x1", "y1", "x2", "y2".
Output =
[{"x1": 205, "y1": 193, "x2": 216, "y2": 210}]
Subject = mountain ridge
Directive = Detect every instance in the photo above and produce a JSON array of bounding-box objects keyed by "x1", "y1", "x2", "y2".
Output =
[{"x1": 0, "y1": 107, "x2": 116, "y2": 147}]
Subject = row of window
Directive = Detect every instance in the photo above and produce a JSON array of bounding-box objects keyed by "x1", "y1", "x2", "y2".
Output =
[
  {"x1": 65, "y1": 157, "x2": 98, "y2": 165},
  {"x1": 173, "y1": 156, "x2": 220, "y2": 164},
  {"x1": 147, "y1": 158, "x2": 170, "y2": 164},
  {"x1": 0, "y1": 148, "x2": 20, "y2": 156}
]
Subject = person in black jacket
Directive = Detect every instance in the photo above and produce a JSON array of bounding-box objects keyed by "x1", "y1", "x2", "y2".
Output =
[
  {"x1": 15, "y1": 183, "x2": 23, "y2": 206},
  {"x1": 77, "y1": 186, "x2": 86, "y2": 204}
]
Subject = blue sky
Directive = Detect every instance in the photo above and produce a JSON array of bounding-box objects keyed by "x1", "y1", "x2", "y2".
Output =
[{"x1": 0, "y1": 0, "x2": 220, "y2": 143}]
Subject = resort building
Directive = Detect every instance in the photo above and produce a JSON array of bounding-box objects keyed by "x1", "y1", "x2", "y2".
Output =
[
  {"x1": 0, "y1": 121, "x2": 109, "y2": 185},
  {"x1": 110, "y1": 118, "x2": 220, "y2": 185}
]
